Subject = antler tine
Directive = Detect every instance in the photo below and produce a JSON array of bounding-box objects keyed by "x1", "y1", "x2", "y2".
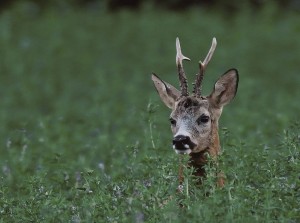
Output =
[
  {"x1": 176, "y1": 37, "x2": 191, "y2": 97},
  {"x1": 193, "y1": 37, "x2": 217, "y2": 97}
]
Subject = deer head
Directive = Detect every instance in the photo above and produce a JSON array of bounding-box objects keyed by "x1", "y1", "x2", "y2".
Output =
[{"x1": 152, "y1": 38, "x2": 238, "y2": 159}]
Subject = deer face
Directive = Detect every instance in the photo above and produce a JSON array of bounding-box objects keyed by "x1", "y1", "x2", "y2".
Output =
[
  {"x1": 170, "y1": 96, "x2": 212, "y2": 154},
  {"x1": 152, "y1": 38, "x2": 238, "y2": 155}
]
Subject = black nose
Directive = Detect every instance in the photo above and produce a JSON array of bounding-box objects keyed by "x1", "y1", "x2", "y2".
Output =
[{"x1": 173, "y1": 135, "x2": 191, "y2": 150}]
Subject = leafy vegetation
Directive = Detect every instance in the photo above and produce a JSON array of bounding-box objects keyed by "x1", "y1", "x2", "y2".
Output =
[{"x1": 0, "y1": 3, "x2": 299, "y2": 222}]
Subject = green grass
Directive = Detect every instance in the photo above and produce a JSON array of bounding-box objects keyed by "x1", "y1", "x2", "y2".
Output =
[{"x1": 0, "y1": 3, "x2": 299, "y2": 222}]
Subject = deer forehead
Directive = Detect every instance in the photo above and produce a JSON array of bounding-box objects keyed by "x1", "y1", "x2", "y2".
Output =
[{"x1": 171, "y1": 96, "x2": 211, "y2": 118}]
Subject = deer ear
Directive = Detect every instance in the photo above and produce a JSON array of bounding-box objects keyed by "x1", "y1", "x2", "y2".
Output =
[
  {"x1": 209, "y1": 69, "x2": 239, "y2": 108},
  {"x1": 152, "y1": 73, "x2": 180, "y2": 109}
]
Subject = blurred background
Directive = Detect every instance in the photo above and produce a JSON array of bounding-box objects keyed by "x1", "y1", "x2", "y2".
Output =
[
  {"x1": 1, "y1": 0, "x2": 300, "y2": 11},
  {"x1": 0, "y1": 0, "x2": 299, "y2": 142}
]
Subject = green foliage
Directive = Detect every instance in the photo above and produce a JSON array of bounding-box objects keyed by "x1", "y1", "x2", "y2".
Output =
[{"x1": 0, "y1": 4, "x2": 299, "y2": 222}]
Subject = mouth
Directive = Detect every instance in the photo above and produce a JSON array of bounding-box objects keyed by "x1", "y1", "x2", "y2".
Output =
[{"x1": 173, "y1": 144, "x2": 192, "y2": 155}]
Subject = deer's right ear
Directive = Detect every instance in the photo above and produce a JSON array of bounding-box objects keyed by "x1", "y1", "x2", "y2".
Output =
[{"x1": 151, "y1": 73, "x2": 180, "y2": 109}]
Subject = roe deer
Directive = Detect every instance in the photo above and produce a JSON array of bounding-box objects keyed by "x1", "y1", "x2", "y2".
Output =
[{"x1": 151, "y1": 38, "x2": 238, "y2": 187}]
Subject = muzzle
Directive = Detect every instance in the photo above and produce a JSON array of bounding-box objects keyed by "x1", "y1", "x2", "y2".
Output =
[{"x1": 172, "y1": 135, "x2": 196, "y2": 154}]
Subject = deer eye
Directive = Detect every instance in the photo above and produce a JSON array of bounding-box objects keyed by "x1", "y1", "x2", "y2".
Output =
[
  {"x1": 197, "y1": 115, "x2": 209, "y2": 125},
  {"x1": 169, "y1": 118, "x2": 176, "y2": 126}
]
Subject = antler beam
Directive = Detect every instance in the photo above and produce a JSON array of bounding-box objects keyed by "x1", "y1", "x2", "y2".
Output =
[
  {"x1": 176, "y1": 37, "x2": 190, "y2": 97},
  {"x1": 193, "y1": 38, "x2": 217, "y2": 97}
]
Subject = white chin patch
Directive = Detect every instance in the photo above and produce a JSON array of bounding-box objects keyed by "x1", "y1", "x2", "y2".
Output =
[{"x1": 174, "y1": 149, "x2": 192, "y2": 155}]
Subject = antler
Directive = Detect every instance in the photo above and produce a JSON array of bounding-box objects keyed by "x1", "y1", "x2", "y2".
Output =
[
  {"x1": 176, "y1": 37, "x2": 190, "y2": 97},
  {"x1": 193, "y1": 37, "x2": 217, "y2": 97}
]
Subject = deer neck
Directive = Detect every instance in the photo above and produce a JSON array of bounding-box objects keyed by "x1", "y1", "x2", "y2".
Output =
[{"x1": 189, "y1": 149, "x2": 208, "y2": 177}]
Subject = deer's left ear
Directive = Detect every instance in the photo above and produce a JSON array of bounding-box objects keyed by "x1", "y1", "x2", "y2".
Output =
[
  {"x1": 151, "y1": 73, "x2": 180, "y2": 109},
  {"x1": 209, "y1": 69, "x2": 239, "y2": 108}
]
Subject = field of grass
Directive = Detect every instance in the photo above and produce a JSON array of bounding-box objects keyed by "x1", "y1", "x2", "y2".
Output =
[{"x1": 0, "y1": 2, "x2": 299, "y2": 222}]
